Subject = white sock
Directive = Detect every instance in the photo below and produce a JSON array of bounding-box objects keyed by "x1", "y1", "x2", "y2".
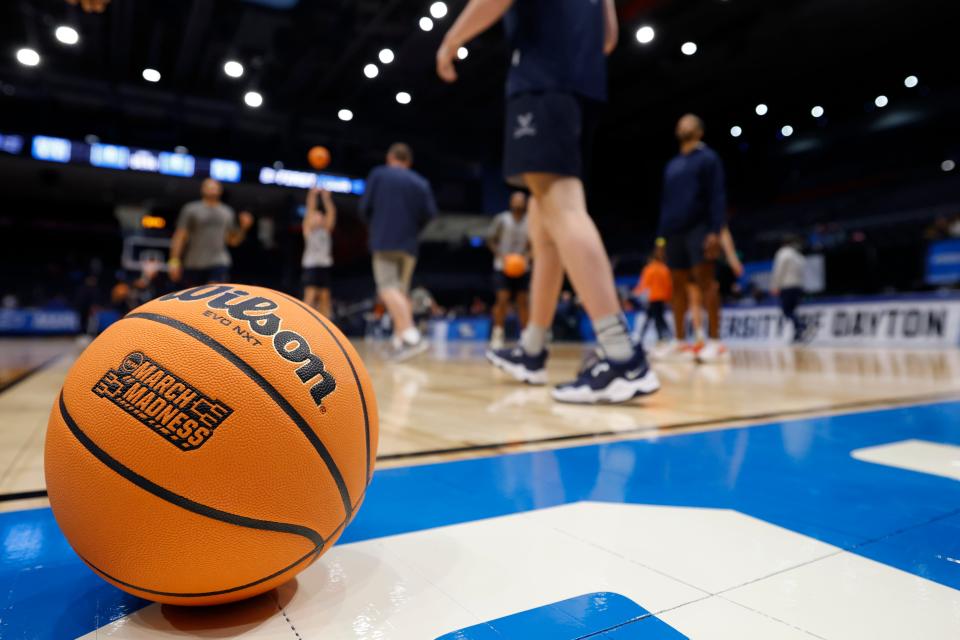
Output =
[
  {"x1": 594, "y1": 313, "x2": 634, "y2": 363},
  {"x1": 521, "y1": 324, "x2": 548, "y2": 356},
  {"x1": 402, "y1": 327, "x2": 421, "y2": 346}
]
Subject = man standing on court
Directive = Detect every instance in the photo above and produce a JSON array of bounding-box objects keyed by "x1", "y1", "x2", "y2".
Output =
[
  {"x1": 168, "y1": 178, "x2": 253, "y2": 286},
  {"x1": 657, "y1": 114, "x2": 729, "y2": 363},
  {"x1": 359, "y1": 143, "x2": 437, "y2": 360},
  {"x1": 488, "y1": 191, "x2": 531, "y2": 349},
  {"x1": 437, "y1": 0, "x2": 659, "y2": 404}
]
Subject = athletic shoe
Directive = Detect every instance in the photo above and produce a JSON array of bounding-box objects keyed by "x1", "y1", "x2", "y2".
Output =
[
  {"x1": 696, "y1": 340, "x2": 730, "y2": 364},
  {"x1": 489, "y1": 326, "x2": 506, "y2": 350},
  {"x1": 552, "y1": 348, "x2": 660, "y2": 405},
  {"x1": 486, "y1": 346, "x2": 548, "y2": 385},
  {"x1": 650, "y1": 340, "x2": 696, "y2": 363},
  {"x1": 389, "y1": 338, "x2": 430, "y2": 362}
]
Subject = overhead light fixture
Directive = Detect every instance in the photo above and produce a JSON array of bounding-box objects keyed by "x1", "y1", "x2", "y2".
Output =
[
  {"x1": 904, "y1": 75, "x2": 918, "y2": 89},
  {"x1": 174, "y1": 145, "x2": 189, "y2": 154},
  {"x1": 16, "y1": 48, "x2": 40, "y2": 67},
  {"x1": 730, "y1": 126, "x2": 742, "y2": 138},
  {"x1": 755, "y1": 103, "x2": 768, "y2": 116},
  {"x1": 379, "y1": 48, "x2": 395, "y2": 64},
  {"x1": 396, "y1": 91, "x2": 412, "y2": 105},
  {"x1": 338, "y1": 108, "x2": 354, "y2": 122},
  {"x1": 943, "y1": 160, "x2": 956, "y2": 173},
  {"x1": 244, "y1": 90, "x2": 263, "y2": 108},
  {"x1": 142, "y1": 67, "x2": 161, "y2": 82},
  {"x1": 457, "y1": 47, "x2": 468, "y2": 60},
  {"x1": 681, "y1": 41, "x2": 697, "y2": 56},
  {"x1": 635, "y1": 26, "x2": 655, "y2": 44},
  {"x1": 429, "y1": 2, "x2": 448, "y2": 19},
  {"x1": 781, "y1": 125, "x2": 794, "y2": 137},
  {"x1": 874, "y1": 95, "x2": 889, "y2": 108},
  {"x1": 363, "y1": 63, "x2": 379, "y2": 79},
  {"x1": 811, "y1": 105, "x2": 824, "y2": 118},
  {"x1": 419, "y1": 17, "x2": 434, "y2": 32},
  {"x1": 55, "y1": 26, "x2": 79, "y2": 46},
  {"x1": 223, "y1": 60, "x2": 244, "y2": 78}
]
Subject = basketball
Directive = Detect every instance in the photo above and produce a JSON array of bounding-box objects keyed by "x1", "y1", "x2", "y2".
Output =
[
  {"x1": 503, "y1": 253, "x2": 527, "y2": 278},
  {"x1": 308, "y1": 146, "x2": 331, "y2": 170},
  {"x1": 43, "y1": 284, "x2": 378, "y2": 606}
]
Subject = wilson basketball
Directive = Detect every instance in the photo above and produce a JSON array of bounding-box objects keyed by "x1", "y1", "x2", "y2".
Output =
[
  {"x1": 44, "y1": 284, "x2": 378, "y2": 606},
  {"x1": 503, "y1": 253, "x2": 527, "y2": 278},
  {"x1": 307, "y1": 145, "x2": 331, "y2": 170}
]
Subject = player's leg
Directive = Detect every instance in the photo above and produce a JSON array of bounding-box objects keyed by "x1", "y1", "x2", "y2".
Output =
[
  {"x1": 373, "y1": 253, "x2": 416, "y2": 349},
  {"x1": 692, "y1": 261, "x2": 728, "y2": 362},
  {"x1": 670, "y1": 269, "x2": 690, "y2": 341},
  {"x1": 317, "y1": 287, "x2": 332, "y2": 319},
  {"x1": 487, "y1": 197, "x2": 557, "y2": 385},
  {"x1": 490, "y1": 280, "x2": 510, "y2": 348},
  {"x1": 304, "y1": 284, "x2": 319, "y2": 310},
  {"x1": 523, "y1": 173, "x2": 659, "y2": 403},
  {"x1": 515, "y1": 288, "x2": 530, "y2": 329}
]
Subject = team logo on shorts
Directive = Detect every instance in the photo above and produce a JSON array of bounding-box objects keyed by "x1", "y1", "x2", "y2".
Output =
[
  {"x1": 514, "y1": 113, "x2": 537, "y2": 139},
  {"x1": 92, "y1": 351, "x2": 233, "y2": 451}
]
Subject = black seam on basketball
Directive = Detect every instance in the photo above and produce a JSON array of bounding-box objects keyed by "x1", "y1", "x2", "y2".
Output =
[
  {"x1": 74, "y1": 485, "x2": 366, "y2": 598},
  {"x1": 58, "y1": 393, "x2": 324, "y2": 546},
  {"x1": 123, "y1": 311, "x2": 354, "y2": 518},
  {"x1": 277, "y1": 292, "x2": 373, "y2": 488}
]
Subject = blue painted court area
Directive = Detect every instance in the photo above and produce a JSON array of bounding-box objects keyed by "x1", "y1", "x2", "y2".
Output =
[{"x1": 2, "y1": 400, "x2": 960, "y2": 638}]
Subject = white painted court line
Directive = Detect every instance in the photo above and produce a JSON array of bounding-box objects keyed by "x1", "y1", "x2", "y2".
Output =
[{"x1": 851, "y1": 439, "x2": 960, "y2": 481}]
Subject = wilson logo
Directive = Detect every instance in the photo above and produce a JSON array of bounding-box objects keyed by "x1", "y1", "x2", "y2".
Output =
[
  {"x1": 159, "y1": 285, "x2": 336, "y2": 406},
  {"x1": 92, "y1": 352, "x2": 233, "y2": 451}
]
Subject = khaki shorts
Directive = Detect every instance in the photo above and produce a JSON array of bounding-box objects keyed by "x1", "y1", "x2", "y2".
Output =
[{"x1": 372, "y1": 251, "x2": 416, "y2": 294}]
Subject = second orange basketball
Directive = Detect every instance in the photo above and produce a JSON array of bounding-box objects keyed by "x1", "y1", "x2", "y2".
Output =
[
  {"x1": 308, "y1": 145, "x2": 331, "y2": 170},
  {"x1": 503, "y1": 253, "x2": 528, "y2": 278}
]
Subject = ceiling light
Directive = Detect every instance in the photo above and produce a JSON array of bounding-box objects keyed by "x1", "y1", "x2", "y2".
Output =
[
  {"x1": 457, "y1": 46, "x2": 468, "y2": 60},
  {"x1": 943, "y1": 160, "x2": 956, "y2": 173},
  {"x1": 429, "y1": 2, "x2": 448, "y2": 19},
  {"x1": 874, "y1": 95, "x2": 888, "y2": 108},
  {"x1": 681, "y1": 41, "x2": 697, "y2": 56},
  {"x1": 223, "y1": 60, "x2": 244, "y2": 78},
  {"x1": 396, "y1": 91, "x2": 411, "y2": 105},
  {"x1": 16, "y1": 48, "x2": 40, "y2": 67},
  {"x1": 755, "y1": 103, "x2": 768, "y2": 116},
  {"x1": 244, "y1": 91, "x2": 263, "y2": 108},
  {"x1": 55, "y1": 26, "x2": 79, "y2": 46},
  {"x1": 419, "y1": 17, "x2": 434, "y2": 31},
  {"x1": 338, "y1": 109, "x2": 353, "y2": 122},
  {"x1": 811, "y1": 105, "x2": 824, "y2": 118},
  {"x1": 904, "y1": 75, "x2": 918, "y2": 89},
  {"x1": 379, "y1": 48, "x2": 394, "y2": 64},
  {"x1": 174, "y1": 145, "x2": 189, "y2": 154},
  {"x1": 363, "y1": 63, "x2": 379, "y2": 79},
  {"x1": 142, "y1": 67, "x2": 161, "y2": 82},
  {"x1": 781, "y1": 125, "x2": 794, "y2": 137},
  {"x1": 730, "y1": 126, "x2": 742, "y2": 138},
  {"x1": 635, "y1": 26, "x2": 655, "y2": 44}
]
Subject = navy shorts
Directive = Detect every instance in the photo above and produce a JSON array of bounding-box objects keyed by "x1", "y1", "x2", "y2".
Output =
[
  {"x1": 665, "y1": 224, "x2": 712, "y2": 271},
  {"x1": 302, "y1": 266, "x2": 332, "y2": 289},
  {"x1": 503, "y1": 91, "x2": 601, "y2": 187},
  {"x1": 493, "y1": 270, "x2": 530, "y2": 295}
]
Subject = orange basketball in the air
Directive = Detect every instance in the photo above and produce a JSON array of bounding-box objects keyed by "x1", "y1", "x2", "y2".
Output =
[
  {"x1": 44, "y1": 284, "x2": 378, "y2": 606},
  {"x1": 503, "y1": 253, "x2": 528, "y2": 278},
  {"x1": 307, "y1": 145, "x2": 331, "y2": 170}
]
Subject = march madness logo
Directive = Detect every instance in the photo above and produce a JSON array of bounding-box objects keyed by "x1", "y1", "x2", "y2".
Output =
[{"x1": 92, "y1": 351, "x2": 233, "y2": 451}]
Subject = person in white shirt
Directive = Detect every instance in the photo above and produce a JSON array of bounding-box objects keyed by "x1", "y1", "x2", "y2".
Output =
[
  {"x1": 487, "y1": 191, "x2": 531, "y2": 349},
  {"x1": 771, "y1": 235, "x2": 807, "y2": 342},
  {"x1": 301, "y1": 187, "x2": 336, "y2": 318}
]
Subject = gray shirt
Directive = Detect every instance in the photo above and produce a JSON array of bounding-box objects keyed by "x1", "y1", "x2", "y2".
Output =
[
  {"x1": 302, "y1": 225, "x2": 333, "y2": 268},
  {"x1": 772, "y1": 246, "x2": 806, "y2": 290},
  {"x1": 489, "y1": 211, "x2": 529, "y2": 271},
  {"x1": 176, "y1": 201, "x2": 237, "y2": 269}
]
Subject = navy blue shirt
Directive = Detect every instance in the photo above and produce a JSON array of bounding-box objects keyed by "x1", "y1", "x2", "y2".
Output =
[
  {"x1": 658, "y1": 145, "x2": 727, "y2": 235},
  {"x1": 503, "y1": 0, "x2": 607, "y2": 102},
  {"x1": 359, "y1": 165, "x2": 438, "y2": 256}
]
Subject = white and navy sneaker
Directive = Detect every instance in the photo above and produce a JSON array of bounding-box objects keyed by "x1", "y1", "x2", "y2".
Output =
[
  {"x1": 486, "y1": 346, "x2": 548, "y2": 385},
  {"x1": 389, "y1": 338, "x2": 430, "y2": 362},
  {"x1": 552, "y1": 348, "x2": 660, "y2": 404}
]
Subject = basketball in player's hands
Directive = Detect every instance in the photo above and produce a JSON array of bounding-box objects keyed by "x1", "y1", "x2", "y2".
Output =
[
  {"x1": 308, "y1": 146, "x2": 331, "y2": 170},
  {"x1": 503, "y1": 253, "x2": 528, "y2": 278},
  {"x1": 44, "y1": 284, "x2": 379, "y2": 605}
]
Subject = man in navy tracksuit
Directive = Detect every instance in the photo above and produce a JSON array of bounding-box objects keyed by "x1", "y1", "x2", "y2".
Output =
[
  {"x1": 657, "y1": 114, "x2": 729, "y2": 363},
  {"x1": 436, "y1": 0, "x2": 660, "y2": 404}
]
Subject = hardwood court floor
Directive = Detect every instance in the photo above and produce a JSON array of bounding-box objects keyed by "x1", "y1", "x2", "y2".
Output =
[{"x1": 1, "y1": 337, "x2": 959, "y2": 511}]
